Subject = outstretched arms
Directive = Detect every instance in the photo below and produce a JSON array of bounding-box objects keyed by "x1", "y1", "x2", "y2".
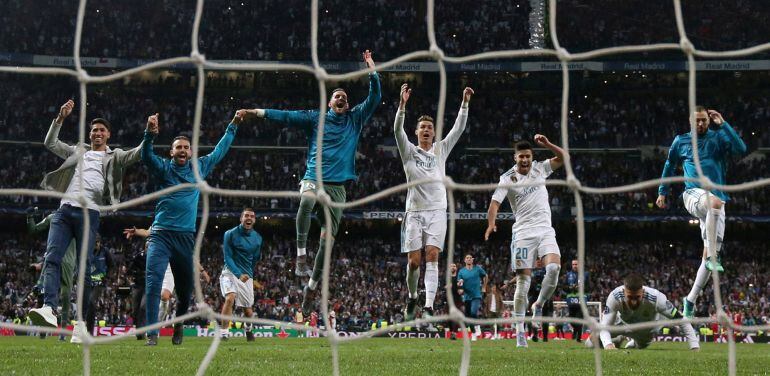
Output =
[{"x1": 199, "y1": 111, "x2": 240, "y2": 176}]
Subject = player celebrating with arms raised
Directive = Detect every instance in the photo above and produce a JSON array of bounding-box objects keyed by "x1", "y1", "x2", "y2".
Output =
[
  {"x1": 240, "y1": 50, "x2": 381, "y2": 313},
  {"x1": 656, "y1": 107, "x2": 746, "y2": 318},
  {"x1": 485, "y1": 135, "x2": 567, "y2": 348},
  {"x1": 141, "y1": 112, "x2": 240, "y2": 345},
  {"x1": 394, "y1": 83, "x2": 474, "y2": 321}
]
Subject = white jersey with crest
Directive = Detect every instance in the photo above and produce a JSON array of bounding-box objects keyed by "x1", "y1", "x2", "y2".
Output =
[
  {"x1": 491, "y1": 160, "x2": 553, "y2": 233},
  {"x1": 603, "y1": 286, "x2": 674, "y2": 325},
  {"x1": 394, "y1": 106, "x2": 468, "y2": 212},
  {"x1": 600, "y1": 285, "x2": 699, "y2": 349}
]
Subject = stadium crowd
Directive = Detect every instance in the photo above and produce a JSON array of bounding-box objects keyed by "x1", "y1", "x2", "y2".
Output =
[
  {"x1": 1, "y1": 0, "x2": 768, "y2": 60},
  {"x1": 1, "y1": 230, "x2": 768, "y2": 332},
  {"x1": 2, "y1": 73, "x2": 769, "y2": 148},
  {"x1": 2, "y1": 143, "x2": 768, "y2": 216}
]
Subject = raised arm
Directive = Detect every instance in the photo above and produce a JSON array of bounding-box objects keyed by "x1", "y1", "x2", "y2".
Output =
[
  {"x1": 44, "y1": 100, "x2": 77, "y2": 159},
  {"x1": 116, "y1": 113, "x2": 147, "y2": 165},
  {"x1": 534, "y1": 134, "x2": 566, "y2": 171},
  {"x1": 394, "y1": 83, "x2": 412, "y2": 163},
  {"x1": 656, "y1": 136, "x2": 681, "y2": 209},
  {"x1": 141, "y1": 113, "x2": 165, "y2": 174},
  {"x1": 28, "y1": 213, "x2": 53, "y2": 235},
  {"x1": 439, "y1": 87, "x2": 473, "y2": 154},
  {"x1": 353, "y1": 50, "x2": 382, "y2": 121},
  {"x1": 709, "y1": 110, "x2": 747, "y2": 156},
  {"x1": 199, "y1": 112, "x2": 240, "y2": 177}
]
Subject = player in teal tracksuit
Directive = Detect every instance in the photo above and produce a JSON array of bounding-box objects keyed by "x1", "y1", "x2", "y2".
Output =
[
  {"x1": 141, "y1": 112, "x2": 240, "y2": 345},
  {"x1": 219, "y1": 208, "x2": 263, "y2": 341},
  {"x1": 241, "y1": 50, "x2": 381, "y2": 313},
  {"x1": 656, "y1": 106, "x2": 747, "y2": 318}
]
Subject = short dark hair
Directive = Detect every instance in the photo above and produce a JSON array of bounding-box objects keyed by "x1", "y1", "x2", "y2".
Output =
[
  {"x1": 417, "y1": 115, "x2": 434, "y2": 124},
  {"x1": 90, "y1": 118, "x2": 111, "y2": 132},
  {"x1": 172, "y1": 135, "x2": 190, "y2": 144},
  {"x1": 331, "y1": 88, "x2": 346, "y2": 96},
  {"x1": 514, "y1": 140, "x2": 532, "y2": 152},
  {"x1": 623, "y1": 273, "x2": 645, "y2": 291},
  {"x1": 694, "y1": 105, "x2": 707, "y2": 113},
  {"x1": 242, "y1": 207, "x2": 255, "y2": 214}
]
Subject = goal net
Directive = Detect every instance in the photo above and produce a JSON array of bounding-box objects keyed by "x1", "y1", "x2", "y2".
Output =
[{"x1": 0, "y1": 0, "x2": 769, "y2": 375}]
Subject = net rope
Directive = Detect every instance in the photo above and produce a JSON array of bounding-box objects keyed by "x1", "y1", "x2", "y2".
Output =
[{"x1": 0, "y1": 0, "x2": 769, "y2": 375}]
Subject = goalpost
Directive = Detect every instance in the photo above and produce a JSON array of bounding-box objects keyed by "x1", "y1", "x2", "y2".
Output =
[{"x1": 503, "y1": 300, "x2": 604, "y2": 326}]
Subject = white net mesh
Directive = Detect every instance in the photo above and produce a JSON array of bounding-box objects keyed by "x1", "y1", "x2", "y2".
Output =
[{"x1": 1, "y1": 0, "x2": 769, "y2": 375}]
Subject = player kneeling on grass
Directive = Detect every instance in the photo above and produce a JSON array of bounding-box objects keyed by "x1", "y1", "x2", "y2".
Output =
[
  {"x1": 586, "y1": 272, "x2": 700, "y2": 351},
  {"x1": 219, "y1": 208, "x2": 263, "y2": 342}
]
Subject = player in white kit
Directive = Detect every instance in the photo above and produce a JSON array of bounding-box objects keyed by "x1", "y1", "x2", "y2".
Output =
[
  {"x1": 485, "y1": 136, "x2": 566, "y2": 348},
  {"x1": 586, "y1": 273, "x2": 700, "y2": 350},
  {"x1": 394, "y1": 83, "x2": 474, "y2": 321}
]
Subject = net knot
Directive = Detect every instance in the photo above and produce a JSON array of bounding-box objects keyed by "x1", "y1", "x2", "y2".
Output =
[
  {"x1": 556, "y1": 47, "x2": 572, "y2": 61},
  {"x1": 567, "y1": 175, "x2": 582, "y2": 190},
  {"x1": 316, "y1": 189, "x2": 332, "y2": 207},
  {"x1": 429, "y1": 45, "x2": 445, "y2": 61},
  {"x1": 190, "y1": 51, "x2": 206, "y2": 65},
  {"x1": 680, "y1": 37, "x2": 695, "y2": 55},
  {"x1": 315, "y1": 67, "x2": 329, "y2": 81},
  {"x1": 442, "y1": 175, "x2": 455, "y2": 189}
]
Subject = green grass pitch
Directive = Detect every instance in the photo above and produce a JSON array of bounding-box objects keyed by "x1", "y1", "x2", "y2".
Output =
[{"x1": 1, "y1": 336, "x2": 768, "y2": 375}]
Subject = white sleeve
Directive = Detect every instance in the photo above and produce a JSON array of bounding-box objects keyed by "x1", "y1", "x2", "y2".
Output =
[
  {"x1": 655, "y1": 292, "x2": 678, "y2": 319},
  {"x1": 654, "y1": 292, "x2": 700, "y2": 349},
  {"x1": 437, "y1": 106, "x2": 468, "y2": 158},
  {"x1": 599, "y1": 295, "x2": 619, "y2": 348},
  {"x1": 537, "y1": 159, "x2": 554, "y2": 177},
  {"x1": 491, "y1": 176, "x2": 509, "y2": 204},
  {"x1": 393, "y1": 109, "x2": 412, "y2": 164}
]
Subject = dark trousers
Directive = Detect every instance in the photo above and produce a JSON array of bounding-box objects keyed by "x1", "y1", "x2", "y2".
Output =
[
  {"x1": 568, "y1": 304, "x2": 584, "y2": 341},
  {"x1": 464, "y1": 298, "x2": 481, "y2": 319},
  {"x1": 131, "y1": 285, "x2": 146, "y2": 330},
  {"x1": 145, "y1": 230, "x2": 194, "y2": 337},
  {"x1": 86, "y1": 285, "x2": 104, "y2": 335}
]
